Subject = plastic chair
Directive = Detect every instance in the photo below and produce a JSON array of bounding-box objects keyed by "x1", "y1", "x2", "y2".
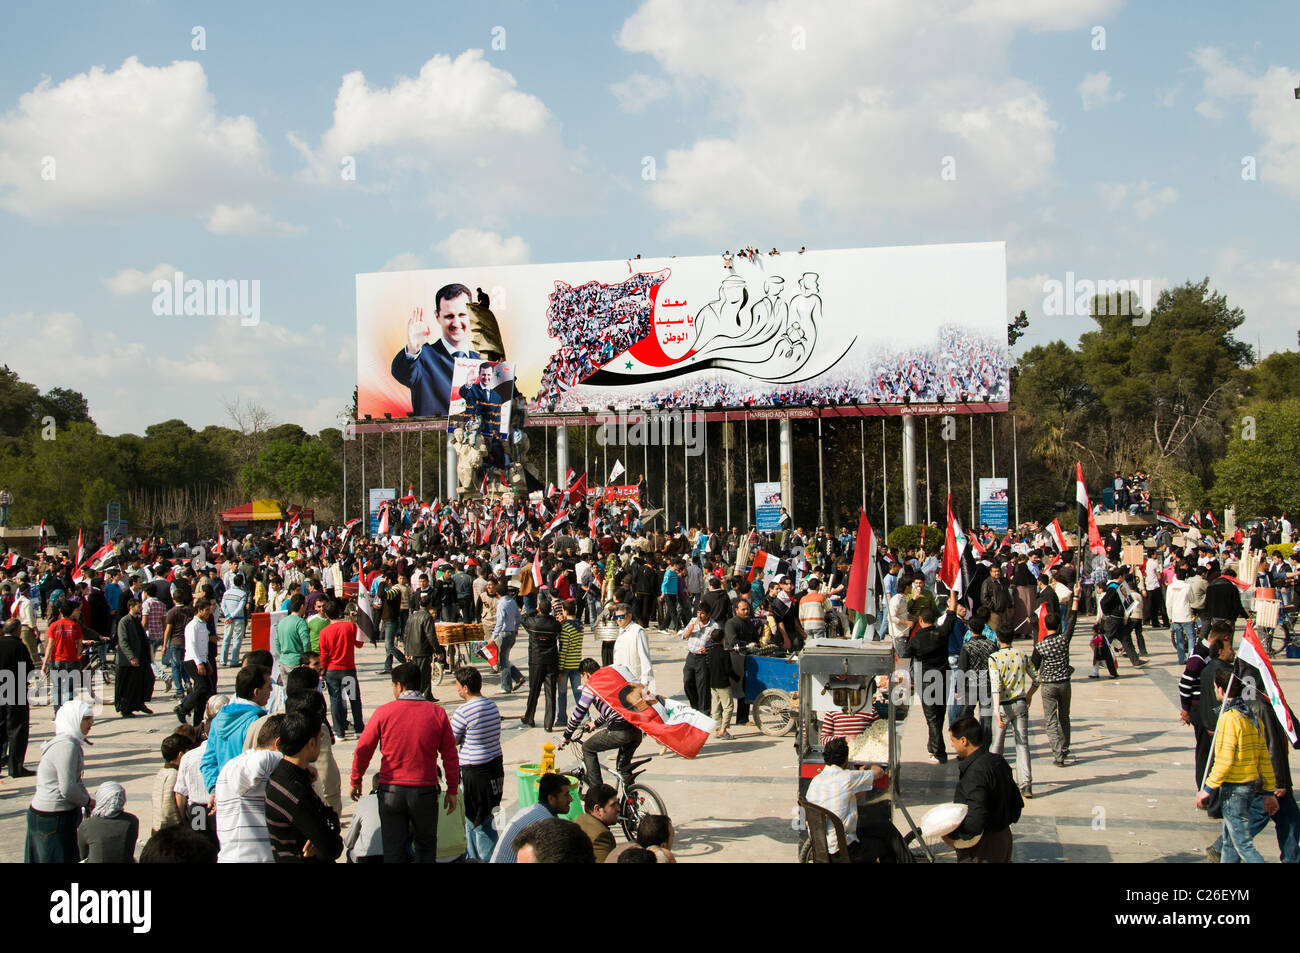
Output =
[{"x1": 799, "y1": 799, "x2": 850, "y2": 863}]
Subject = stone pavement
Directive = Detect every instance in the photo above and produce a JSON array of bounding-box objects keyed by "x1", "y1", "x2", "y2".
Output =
[{"x1": 1, "y1": 621, "x2": 1292, "y2": 863}]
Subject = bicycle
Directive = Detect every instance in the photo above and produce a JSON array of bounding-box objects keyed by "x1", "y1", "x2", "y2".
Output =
[
  {"x1": 1262, "y1": 602, "x2": 1298, "y2": 658},
  {"x1": 559, "y1": 724, "x2": 669, "y2": 842}
]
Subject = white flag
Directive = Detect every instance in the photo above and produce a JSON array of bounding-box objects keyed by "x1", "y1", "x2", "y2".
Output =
[{"x1": 608, "y1": 459, "x2": 625, "y2": 483}]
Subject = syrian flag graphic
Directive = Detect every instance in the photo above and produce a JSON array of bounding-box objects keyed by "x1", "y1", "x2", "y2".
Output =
[
  {"x1": 1075, "y1": 462, "x2": 1105, "y2": 556},
  {"x1": 1155, "y1": 511, "x2": 1190, "y2": 531},
  {"x1": 587, "y1": 664, "x2": 714, "y2": 758},
  {"x1": 938, "y1": 496, "x2": 968, "y2": 600},
  {"x1": 1046, "y1": 519, "x2": 1068, "y2": 553},
  {"x1": 746, "y1": 549, "x2": 781, "y2": 584},
  {"x1": 1239, "y1": 622, "x2": 1298, "y2": 745},
  {"x1": 843, "y1": 509, "x2": 879, "y2": 619}
]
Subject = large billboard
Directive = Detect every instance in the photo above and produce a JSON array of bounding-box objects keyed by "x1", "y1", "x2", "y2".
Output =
[{"x1": 356, "y1": 242, "x2": 1008, "y2": 419}]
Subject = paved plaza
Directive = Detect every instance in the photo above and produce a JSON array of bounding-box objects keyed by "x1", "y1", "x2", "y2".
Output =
[{"x1": 0, "y1": 622, "x2": 1288, "y2": 863}]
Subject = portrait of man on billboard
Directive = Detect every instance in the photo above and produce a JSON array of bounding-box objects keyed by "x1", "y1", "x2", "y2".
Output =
[{"x1": 389, "y1": 282, "x2": 480, "y2": 417}]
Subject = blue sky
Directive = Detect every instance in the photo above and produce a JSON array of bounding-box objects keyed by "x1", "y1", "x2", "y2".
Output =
[{"x1": 1, "y1": 0, "x2": 1296, "y2": 435}]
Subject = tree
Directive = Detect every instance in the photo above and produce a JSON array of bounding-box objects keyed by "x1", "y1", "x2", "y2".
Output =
[
  {"x1": 1210, "y1": 400, "x2": 1300, "y2": 517},
  {"x1": 240, "y1": 439, "x2": 340, "y2": 503},
  {"x1": 0, "y1": 366, "x2": 42, "y2": 437},
  {"x1": 1007, "y1": 309, "x2": 1030, "y2": 347},
  {"x1": 39, "y1": 387, "x2": 92, "y2": 428}
]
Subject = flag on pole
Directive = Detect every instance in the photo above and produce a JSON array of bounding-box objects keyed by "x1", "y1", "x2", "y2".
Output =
[
  {"x1": 567, "y1": 473, "x2": 587, "y2": 505},
  {"x1": 565, "y1": 467, "x2": 575, "y2": 488},
  {"x1": 1238, "y1": 621, "x2": 1298, "y2": 745},
  {"x1": 968, "y1": 532, "x2": 986, "y2": 559},
  {"x1": 843, "y1": 509, "x2": 879, "y2": 618},
  {"x1": 217, "y1": 528, "x2": 225, "y2": 555},
  {"x1": 38, "y1": 519, "x2": 47, "y2": 551},
  {"x1": 746, "y1": 549, "x2": 781, "y2": 584},
  {"x1": 546, "y1": 482, "x2": 556, "y2": 499},
  {"x1": 540, "y1": 509, "x2": 569, "y2": 541},
  {"x1": 1075, "y1": 462, "x2": 1105, "y2": 556},
  {"x1": 74, "y1": 528, "x2": 84, "y2": 568},
  {"x1": 532, "y1": 548, "x2": 544, "y2": 587},
  {"x1": 938, "y1": 496, "x2": 968, "y2": 599},
  {"x1": 1207, "y1": 509, "x2": 1219, "y2": 531},
  {"x1": 377, "y1": 504, "x2": 390, "y2": 537},
  {"x1": 1, "y1": 553, "x2": 18, "y2": 570},
  {"x1": 1036, "y1": 602, "x2": 1050, "y2": 642},
  {"x1": 608, "y1": 459, "x2": 625, "y2": 483},
  {"x1": 1046, "y1": 519, "x2": 1068, "y2": 553},
  {"x1": 1155, "y1": 511, "x2": 1190, "y2": 531},
  {"x1": 274, "y1": 521, "x2": 284, "y2": 540}
]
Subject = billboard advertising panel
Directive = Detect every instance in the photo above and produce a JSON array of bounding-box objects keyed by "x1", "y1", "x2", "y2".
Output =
[
  {"x1": 979, "y1": 477, "x2": 1009, "y2": 530},
  {"x1": 754, "y1": 482, "x2": 783, "y2": 532},
  {"x1": 357, "y1": 242, "x2": 1008, "y2": 419}
]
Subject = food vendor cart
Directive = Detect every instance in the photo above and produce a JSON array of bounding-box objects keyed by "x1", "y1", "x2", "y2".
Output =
[{"x1": 795, "y1": 638, "x2": 933, "y2": 862}]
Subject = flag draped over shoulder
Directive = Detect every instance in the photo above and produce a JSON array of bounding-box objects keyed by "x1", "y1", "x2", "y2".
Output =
[{"x1": 587, "y1": 664, "x2": 714, "y2": 758}]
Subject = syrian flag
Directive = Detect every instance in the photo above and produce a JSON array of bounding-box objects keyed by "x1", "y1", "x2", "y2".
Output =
[
  {"x1": 546, "y1": 481, "x2": 557, "y2": 499},
  {"x1": 340, "y1": 517, "x2": 362, "y2": 542},
  {"x1": 1036, "y1": 602, "x2": 1051, "y2": 642},
  {"x1": 356, "y1": 588, "x2": 379, "y2": 644},
  {"x1": 565, "y1": 467, "x2": 575, "y2": 488},
  {"x1": 1047, "y1": 519, "x2": 1068, "y2": 553},
  {"x1": 532, "y1": 548, "x2": 544, "y2": 587},
  {"x1": 1189, "y1": 511, "x2": 1201, "y2": 526},
  {"x1": 1044, "y1": 553, "x2": 1062, "y2": 573},
  {"x1": 38, "y1": 519, "x2": 47, "y2": 551},
  {"x1": 1075, "y1": 462, "x2": 1105, "y2": 556},
  {"x1": 968, "y1": 533, "x2": 986, "y2": 559},
  {"x1": 587, "y1": 664, "x2": 714, "y2": 758},
  {"x1": 540, "y1": 509, "x2": 569, "y2": 541},
  {"x1": 746, "y1": 549, "x2": 781, "y2": 584},
  {"x1": 608, "y1": 459, "x2": 626, "y2": 483},
  {"x1": 1239, "y1": 621, "x2": 1299, "y2": 745},
  {"x1": 1, "y1": 553, "x2": 18, "y2": 570},
  {"x1": 275, "y1": 521, "x2": 284, "y2": 540},
  {"x1": 1155, "y1": 511, "x2": 1190, "y2": 531},
  {"x1": 74, "y1": 528, "x2": 84, "y2": 567},
  {"x1": 1222, "y1": 573, "x2": 1252, "y2": 595},
  {"x1": 1207, "y1": 509, "x2": 1219, "y2": 531},
  {"x1": 843, "y1": 509, "x2": 879, "y2": 619},
  {"x1": 938, "y1": 496, "x2": 969, "y2": 599},
  {"x1": 377, "y1": 504, "x2": 390, "y2": 537}
]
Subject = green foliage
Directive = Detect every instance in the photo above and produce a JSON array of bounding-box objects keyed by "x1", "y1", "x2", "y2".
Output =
[
  {"x1": 887, "y1": 523, "x2": 942, "y2": 555},
  {"x1": 1007, "y1": 309, "x2": 1030, "y2": 347},
  {"x1": 1265, "y1": 543, "x2": 1295, "y2": 559},
  {"x1": 241, "y1": 439, "x2": 340, "y2": 502},
  {"x1": 1241, "y1": 352, "x2": 1300, "y2": 403},
  {"x1": 1210, "y1": 399, "x2": 1300, "y2": 518}
]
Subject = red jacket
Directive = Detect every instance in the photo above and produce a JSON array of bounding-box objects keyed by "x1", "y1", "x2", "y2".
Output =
[
  {"x1": 351, "y1": 697, "x2": 460, "y2": 793},
  {"x1": 318, "y1": 620, "x2": 364, "y2": 671}
]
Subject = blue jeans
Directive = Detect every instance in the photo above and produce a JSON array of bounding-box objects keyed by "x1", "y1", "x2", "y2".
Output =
[
  {"x1": 220, "y1": 616, "x2": 247, "y2": 666},
  {"x1": 1219, "y1": 782, "x2": 1268, "y2": 862},
  {"x1": 946, "y1": 661, "x2": 963, "y2": 727},
  {"x1": 465, "y1": 817, "x2": 498, "y2": 861},
  {"x1": 325, "y1": 669, "x2": 365, "y2": 735},
  {"x1": 1214, "y1": 788, "x2": 1300, "y2": 863},
  {"x1": 497, "y1": 631, "x2": 522, "y2": 691},
  {"x1": 382, "y1": 620, "x2": 404, "y2": 672},
  {"x1": 162, "y1": 643, "x2": 188, "y2": 695},
  {"x1": 557, "y1": 669, "x2": 582, "y2": 723},
  {"x1": 49, "y1": 661, "x2": 80, "y2": 713},
  {"x1": 1170, "y1": 622, "x2": 1194, "y2": 665}
]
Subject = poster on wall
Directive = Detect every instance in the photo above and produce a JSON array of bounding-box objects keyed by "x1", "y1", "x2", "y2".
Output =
[
  {"x1": 978, "y1": 478, "x2": 1009, "y2": 531},
  {"x1": 357, "y1": 242, "x2": 1009, "y2": 419},
  {"x1": 755, "y1": 482, "x2": 784, "y2": 533},
  {"x1": 447, "y1": 357, "x2": 515, "y2": 436}
]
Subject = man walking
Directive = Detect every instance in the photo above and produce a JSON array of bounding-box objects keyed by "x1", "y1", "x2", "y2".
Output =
[
  {"x1": 491, "y1": 580, "x2": 524, "y2": 694},
  {"x1": 273, "y1": 593, "x2": 311, "y2": 676},
  {"x1": 988, "y1": 630, "x2": 1039, "y2": 798},
  {"x1": 902, "y1": 606, "x2": 949, "y2": 764},
  {"x1": 176, "y1": 597, "x2": 217, "y2": 727},
  {"x1": 450, "y1": 666, "x2": 503, "y2": 861},
  {"x1": 318, "y1": 598, "x2": 366, "y2": 739},
  {"x1": 612, "y1": 602, "x2": 655, "y2": 693},
  {"x1": 113, "y1": 595, "x2": 153, "y2": 718},
  {"x1": 0, "y1": 619, "x2": 33, "y2": 777},
  {"x1": 1166, "y1": 567, "x2": 1195, "y2": 665},
  {"x1": 219, "y1": 572, "x2": 249, "y2": 667},
  {"x1": 403, "y1": 591, "x2": 438, "y2": 701},
  {"x1": 350, "y1": 663, "x2": 460, "y2": 863},
  {"x1": 520, "y1": 595, "x2": 561, "y2": 730},
  {"x1": 943, "y1": 716, "x2": 1023, "y2": 862},
  {"x1": 1034, "y1": 611, "x2": 1074, "y2": 766}
]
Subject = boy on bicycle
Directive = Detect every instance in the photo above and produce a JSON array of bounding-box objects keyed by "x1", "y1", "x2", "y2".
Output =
[{"x1": 559, "y1": 658, "x2": 643, "y2": 790}]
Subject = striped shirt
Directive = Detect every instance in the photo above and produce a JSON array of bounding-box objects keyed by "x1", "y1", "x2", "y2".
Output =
[
  {"x1": 265, "y1": 759, "x2": 343, "y2": 863},
  {"x1": 449, "y1": 696, "x2": 502, "y2": 766},
  {"x1": 1179, "y1": 641, "x2": 1211, "y2": 711},
  {"x1": 215, "y1": 749, "x2": 281, "y2": 863},
  {"x1": 819, "y1": 709, "x2": 881, "y2": 744},
  {"x1": 558, "y1": 620, "x2": 583, "y2": 671}
]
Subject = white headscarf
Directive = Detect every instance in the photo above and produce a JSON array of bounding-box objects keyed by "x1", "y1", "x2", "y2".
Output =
[
  {"x1": 91, "y1": 781, "x2": 126, "y2": 818},
  {"x1": 46, "y1": 699, "x2": 94, "y2": 752}
]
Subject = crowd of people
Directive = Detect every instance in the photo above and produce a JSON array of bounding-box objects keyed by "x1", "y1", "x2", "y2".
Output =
[{"x1": 1, "y1": 477, "x2": 1296, "y2": 864}]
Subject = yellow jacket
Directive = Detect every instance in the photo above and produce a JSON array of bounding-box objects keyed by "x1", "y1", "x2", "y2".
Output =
[{"x1": 1207, "y1": 707, "x2": 1276, "y2": 790}]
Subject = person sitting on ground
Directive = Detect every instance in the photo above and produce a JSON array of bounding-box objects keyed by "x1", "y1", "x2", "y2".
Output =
[
  {"x1": 574, "y1": 782, "x2": 619, "y2": 863},
  {"x1": 77, "y1": 781, "x2": 139, "y2": 863},
  {"x1": 138, "y1": 825, "x2": 218, "y2": 863},
  {"x1": 513, "y1": 817, "x2": 596, "y2": 863}
]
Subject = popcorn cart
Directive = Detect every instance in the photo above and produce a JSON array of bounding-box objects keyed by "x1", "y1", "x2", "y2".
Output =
[{"x1": 795, "y1": 639, "x2": 932, "y2": 862}]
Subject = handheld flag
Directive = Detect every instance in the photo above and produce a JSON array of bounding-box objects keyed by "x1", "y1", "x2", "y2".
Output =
[
  {"x1": 747, "y1": 549, "x2": 781, "y2": 585},
  {"x1": 843, "y1": 509, "x2": 879, "y2": 618},
  {"x1": 938, "y1": 495, "x2": 968, "y2": 599},
  {"x1": 1046, "y1": 519, "x2": 1068, "y2": 553},
  {"x1": 1238, "y1": 622, "x2": 1298, "y2": 745},
  {"x1": 74, "y1": 528, "x2": 84, "y2": 567},
  {"x1": 1155, "y1": 511, "x2": 1190, "y2": 531},
  {"x1": 608, "y1": 459, "x2": 626, "y2": 484},
  {"x1": 377, "y1": 504, "x2": 390, "y2": 537},
  {"x1": 1075, "y1": 463, "x2": 1105, "y2": 556},
  {"x1": 532, "y1": 548, "x2": 544, "y2": 587}
]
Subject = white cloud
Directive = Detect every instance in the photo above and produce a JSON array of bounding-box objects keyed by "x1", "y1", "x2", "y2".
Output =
[
  {"x1": 1094, "y1": 181, "x2": 1178, "y2": 219},
  {"x1": 379, "y1": 252, "x2": 426, "y2": 272},
  {"x1": 614, "y1": 0, "x2": 1119, "y2": 239},
  {"x1": 1154, "y1": 82, "x2": 1182, "y2": 108},
  {"x1": 104, "y1": 263, "x2": 179, "y2": 296},
  {"x1": 433, "y1": 228, "x2": 531, "y2": 266},
  {"x1": 610, "y1": 73, "x2": 671, "y2": 113},
  {"x1": 1192, "y1": 48, "x2": 1300, "y2": 198},
  {"x1": 294, "y1": 50, "x2": 594, "y2": 215},
  {"x1": 0, "y1": 57, "x2": 274, "y2": 221},
  {"x1": 1077, "y1": 71, "x2": 1123, "y2": 111},
  {"x1": 204, "y1": 203, "x2": 306, "y2": 237},
  {"x1": 1212, "y1": 249, "x2": 1300, "y2": 356}
]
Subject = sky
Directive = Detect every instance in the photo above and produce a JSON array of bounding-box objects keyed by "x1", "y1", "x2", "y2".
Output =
[{"x1": 1, "y1": 0, "x2": 1297, "y2": 436}]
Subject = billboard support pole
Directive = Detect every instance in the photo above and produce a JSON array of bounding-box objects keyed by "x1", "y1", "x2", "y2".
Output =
[
  {"x1": 945, "y1": 431, "x2": 951, "y2": 508},
  {"x1": 859, "y1": 416, "x2": 866, "y2": 512},
  {"x1": 902, "y1": 414, "x2": 918, "y2": 526},
  {"x1": 968, "y1": 417, "x2": 975, "y2": 528},
  {"x1": 817, "y1": 410, "x2": 826, "y2": 529},
  {"x1": 779, "y1": 417, "x2": 792, "y2": 530},
  {"x1": 684, "y1": 427, "x2": 690, "y2": 529},
  {"x1": 765, "y1": 419, "x2": 771, "y2": 483},
  {"x1": 446, "y1": 432, "x2": 457, "y2": 501},
  {"x1": 924, "y1": 416, "x2": 932, "y2": 527},
  {"x1": 381, "y1": 432, "x2": 386, "y2": 488},
  {"x1": 418, "y1": 430, "x2": 423, "y2": 502},
  {"x1": 545, "y1": 426, "x2": 549, "y2": 489},
  {"x1": 704, "y1": 418, "x2": 711, "y2": 530},
  {"x1": 724, "y1": 413, "x2": 731, "y2": 530},
  {"x1": 360, "y1": 432, "x2": 366, "y2": 529},
  {"x1": 989, "y1": 415, "x2": 996, "y2": 478},
  {"x1": 745, "y1": 417, "x2": 752, "y2": 528},
  {"x1": 663, "y1": 439, "x2": 668, "y2": 529},
  {"x1": 437, "y1": 432, "x2": 442, "y2": 500},
  {"x1": 642, "y1": 422, "x2": 648, "y2": 512},
  {"x1": 881, "y1": 419, "x2": 888, "y2": 540},
  {"x1": 1012, "y1": 415, "x2": 1020, "y2": 528},
  {"x1": 343, "y1": 427, "x2": 348, "y2": 524},
  {"x1": 556, "y1": 426, "x2": 568, "y2": 496},
  {"x1": 399, "y1": 431, "x2": 404, "y2": 496}
]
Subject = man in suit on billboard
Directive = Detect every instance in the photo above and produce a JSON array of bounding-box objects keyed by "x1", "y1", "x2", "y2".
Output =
[{"x1": 391, "y1": 283, "x2": 480, "y2": 417}]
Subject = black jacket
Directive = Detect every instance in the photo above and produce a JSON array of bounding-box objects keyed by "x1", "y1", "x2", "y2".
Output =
[
  {"x1": 266, "y1": 759, "x2": 343, "y2": 863},
  {"x1": 1203, "y1": 577, "x2": 1245, "y2": 622},
  {"x1": 522, "y1": 610, "x2": 560, "y2": 664},
  {"x1": 705, "y1": 642, "x2": 733, "y2": 688},
  {"x1": 723, "y1": 616, "x2": 756, "y2": 651},
  {"x1": 404, "y1": 608, "x2": 437, "y2": 658},
  {"x1": 903, "y1": 623, "x2": 948, "y2": 672},
  {"x1": 115, "y1": 614, "x2": 150, "y2": 667},
  {"x1": 1033, "y1": 584, "x2": 1060, "y2": 617},
  {"x1": 0, "y1": 633, "x2": 33, "y2": 680},
  {"x1": 951, "y1": 747, "x2": 1022, "y2": 842},
  {"x1": 699, "y1": 588, "x2": 732, "y2": 624}
]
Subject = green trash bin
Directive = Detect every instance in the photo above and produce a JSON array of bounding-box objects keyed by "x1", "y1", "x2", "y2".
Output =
[{"x1": 515, "y1": 765, "x2": 583, "y2": 821}]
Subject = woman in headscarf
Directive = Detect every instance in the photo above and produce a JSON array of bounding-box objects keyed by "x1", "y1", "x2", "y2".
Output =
[
  {"x1": 25, "y1": 700, "x2": 94, "y2": 863},
  {"x1": 77, "y1": 781, "x2": 140, "y2": 862}
]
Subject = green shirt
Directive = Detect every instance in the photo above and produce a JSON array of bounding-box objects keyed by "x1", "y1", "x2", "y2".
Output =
[
  {"x1": 307, "y1": 615, "x2": 330, "y2": 653},
  {"x1": 275, "y1": 613, "x2": 311, "y2": 667}
]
